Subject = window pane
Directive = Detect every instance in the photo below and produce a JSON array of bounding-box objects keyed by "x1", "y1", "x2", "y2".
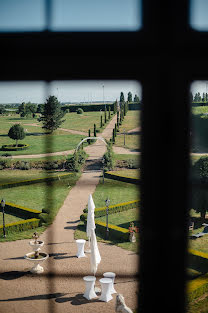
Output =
[
  {"x1": 190, "y1": 0, "x2": 208, "y2": 31},
  {"x1": 0, "y1": 0, "x2": 45, "y2": 32},
  {"x1": 51, "y1": 0, "x2": 141, "y2": 31},
  {"x1": 188, "y1": 81, "x2": 208, "y2": 308}
]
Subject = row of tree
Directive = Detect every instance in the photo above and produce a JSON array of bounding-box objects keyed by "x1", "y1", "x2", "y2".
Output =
[
  {"x1": 120, "y1": 92, "x2": 140, "y2": 103},
  {"x1": 191, "y1": 91, "x2": 208, "y2": 102}
]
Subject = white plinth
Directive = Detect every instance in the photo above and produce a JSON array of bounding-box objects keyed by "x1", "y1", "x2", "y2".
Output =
[
  {"x1": 76, "y1": 239, "x2": 86, "y2": 258},
  {"x1": 83, "y1": 276, "x2": 97, "y2": 300},
  {"x1": 103, "y1": 272, "x2": 117, "y2": 294},
  {"x1": 99, "y1": 278, "x2": 113, "y2": 302}
]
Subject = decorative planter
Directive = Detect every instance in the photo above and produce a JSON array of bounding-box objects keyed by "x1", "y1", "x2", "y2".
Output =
[
  {"x1": 129, "y1": 232, "x2": 136, "y2": 243},
  {"x1": 29, "y1": 240, "x2": 44, "y2": 252},
  {"x1": 24, "y1": 252, "x2": 48, "y2": 274}
]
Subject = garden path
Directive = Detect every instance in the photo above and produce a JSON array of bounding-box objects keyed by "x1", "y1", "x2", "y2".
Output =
[{"x1": 0, "y1": 113, "x2": 139, "y2": 313}]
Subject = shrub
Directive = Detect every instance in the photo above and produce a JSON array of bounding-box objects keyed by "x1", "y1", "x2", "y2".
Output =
[
  {"x1": 8, "y1": 124, "x2": 26, "y2": 146},
  {"x1": 77, "y1": 108, "x2": 84, "y2": 114},
  {"x1": 0, "y1": 218, "x2": 40, "y2": 235},
  {"x1": 103, "y1": 142, "x2": 115, "y2": 170},
  {"x1": 2, "y1": 144, "x2": 29, "y2": 151},
  {"x1": 65, "y1": 150, "x2": 87, "y2": 172}
]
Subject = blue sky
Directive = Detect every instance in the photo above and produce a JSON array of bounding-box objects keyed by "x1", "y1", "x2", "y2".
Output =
[
  {"x1": 0, "y1": 81, "x2": 142, "y2": 104},
  {"x1": 0, "y1": 0, "x2": 141, "y2": 32}
]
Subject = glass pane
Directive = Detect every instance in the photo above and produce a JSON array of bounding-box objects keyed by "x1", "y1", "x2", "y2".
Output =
[
  {"x1": 51, "y1": 0, "x2": 141, "y2": 31},
  {"x1": 0, "y1": 80, "x2": 141, "y2": 312},
  {"x1": 188, "y1": 81, "x2": 208, "y2": 309},
  {"x1": 190, "y1": 0, "x2": 208, "y2": 31},
  {"x1": 0, "y1": 0, "x2": 45, "y2": 32}
]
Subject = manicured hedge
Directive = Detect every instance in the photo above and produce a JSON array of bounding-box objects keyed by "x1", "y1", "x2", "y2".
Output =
[
  {"x1": 0, "y1": 218, "x2": 40, "y2": 236},
  {"x1": 62, "y1": 104, "x2": 114, "y2": 112},
  {"x1": 0, "y1": 173, "x2": 73, "y2": 189},
  {"x1": 80, "y1": 199, "x2": 139, "y2": 221},
  {"x1": 2, "y1": 144, "x2": 29, "y2": 151},
  {"x1": 188, "y1": 249, "x2": 208, "y2": 301},
  {"x1": 4, "y1": 202, "x2": 41, "y2": 219},
  {"x1": 104, "y1": 171, "x2": 140, "y2": 185},
  {"x1": 95, "y1": 220, "x2": 130, "y2": 242}
]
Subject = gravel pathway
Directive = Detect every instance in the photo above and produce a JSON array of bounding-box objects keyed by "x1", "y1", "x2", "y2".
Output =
[{"x1": 0, "y1": 114, "x2": 139, "y2": 313}]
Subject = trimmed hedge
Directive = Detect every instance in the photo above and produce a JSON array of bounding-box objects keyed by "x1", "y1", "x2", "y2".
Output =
[
  {"x1": 0, "y1": 173, "x2": 73, "y2": 189},
  {"x1": 62, "y1": 104, "x2": 114, "y2": 112},
  {"x1": 4, "y1": 202, "x2": 41, "y2": 219},
  {"x1": 188, "y1": 249, "x2": 208, "y2": 301},
  {"x1": 95, "y1": 220, "x2": 129, "y2": 242},
  {"x1": 0, "y1": 218, "x2": 40, "y2": 236},
  {"x1": 2, "y1": 144, "x2": 29, "y2": 151},
  {"x1": 104, "y1": 171, "x2": 140, "y2": 185},
  {"x1": 80, "y1": 199, "x2": 139, "y2": 221}
]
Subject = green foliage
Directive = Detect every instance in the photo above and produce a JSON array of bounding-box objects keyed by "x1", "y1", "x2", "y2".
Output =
[
  {"x1": 65, "y1": 150, "x2": 87, "y2": 172},
  {"x1": 120, "y1": 92, "x2": 125, "y2": 103},
  {"x1": 0, "y1": 218, "x2": 40, "y2": 236},
  {"x1": 18, "y1": 102, "x2": 37, "y2": 117},
  {"x1": 127, "y1": 91, "x2": 132, "y2": 102},
  {"x1": 8, "y1": 124, "x2": 26, "y2": 146},
  {"x1": 103, "y1": 142, "x2": 115, "y2": 170},
  {"x1": 2, "y1": 144, "x2": 29, "y2": 151},
  {"x1": 134, "y1": 94, "x2": 140, "y2": 102},
  {"x1": 38, "y1": 95, "x2": 66, "y2": 133},
  {"x1": 104, "y1": 108, "x2": 107, "y2": 123},
  {"x1": 108, "y1": 106, "x2": 111, "y2": 119},
  {"x1": 192, "y1": 157, "x2": 208, "y2": 219},
  {"x1": 62, "y1": 104, "x2": 114, "y2": 112},
  {"x1": 77, "y1": 108, "x2": 84, "y2": 114},
  {"x1": 94, "y1": 124, "x2": 97, "y2": 137}
]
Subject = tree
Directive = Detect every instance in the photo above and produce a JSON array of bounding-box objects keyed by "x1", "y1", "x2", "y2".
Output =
[
  {"x1": 127, "y1": 92, "x2": 132, "y2": 102},
  {"x1": 38, "y1": 96, "x2": 65, "y2": 133},
  {"x1": 120, "y1": 92, "x2": 125, "y2": 103},
  {"x1": 8, "y1": 124, "x2": 26, "y2": 146},
  {"x1": 134, "y1": 94, "x2": 140, "y2": 102},
  {"x1": 192, "y1": 157, "x2": 208, "y2": 220}
]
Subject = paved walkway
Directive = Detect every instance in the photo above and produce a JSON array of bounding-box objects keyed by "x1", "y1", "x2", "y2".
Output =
[{"x1": 0, "y1": 114, "x2": 139, "y2": 313}]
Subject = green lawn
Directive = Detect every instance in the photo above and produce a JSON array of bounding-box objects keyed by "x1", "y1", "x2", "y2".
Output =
[
  {"x1": 0, "y1": 212, "x2": 24, "y2": 225},
  {"x1": 0, "y1": 169, "x2": 66, "y2": 184},
  {"x1": 0, "y1": 172, "x2": 79, "y2": 212},
  {"x1": 0, "y1": 131, "x2": 84, "y2": 156},
  {"x1": 96, "y1": 208, "x2": 139, "y2": 229},
  {"x1": 111, "y1": 169, "x2": 140, "y2": 179},
  {"x1": 92, "y1": 178, "x2": 139, "y2": 208},
  {"x1": 115, "y1": 111, "x2": 140, "y2": 150},
  {"x1": 61, "y1": 111, "x2": 113, "y2": 133}
]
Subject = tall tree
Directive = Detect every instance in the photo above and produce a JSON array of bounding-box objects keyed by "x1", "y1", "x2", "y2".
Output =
[
  {"x1": 127, "y1": 92, "x2": 132, "y2": 102},
  {"x1": 8, "y1": 124, "x2": 26, "y2": 146},
  {"x1": 120, "y1": 92, "x2": 125, "y2": 103},
  {"x1": 38, "y1": 96, "x2": 65, "y2": 133},
  {"x1": 134, "y1": 94, "x2": 140, "y2": 102}
]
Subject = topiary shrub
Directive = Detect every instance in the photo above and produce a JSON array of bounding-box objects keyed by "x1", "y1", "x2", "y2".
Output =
[
  {"x1": 77, "y1": 108, "x2": 84, "y2": 114},
  {"x1": 103, "y1": 142, "x2": 115, "y2": 170}
]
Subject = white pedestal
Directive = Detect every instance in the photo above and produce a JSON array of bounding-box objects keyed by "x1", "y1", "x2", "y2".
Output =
[
  {"x1": 83, "y1": 276, "x2": 97, "y2": 300},
  {"x1": 103, "y1": 272, "x2": 117, "y2": 294},
  {"x1": 99, "y1": 278, "x2": 113, "y2": 302},
  {"x1": 76, "y1": 239, "x2": 86, "y2": 258}
]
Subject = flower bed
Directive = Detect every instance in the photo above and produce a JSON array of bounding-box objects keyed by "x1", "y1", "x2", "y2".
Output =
[{"x1": 2, "y1": 144, "x2": 29, "y2": 151}]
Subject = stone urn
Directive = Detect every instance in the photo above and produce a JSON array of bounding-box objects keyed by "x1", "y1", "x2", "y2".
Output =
[
  {"x1": 24, "y1": 251, "x2": 48, "y2": 274},
  {"x1": 29, "y1": 232, "x2": 44, "y2": 252}
]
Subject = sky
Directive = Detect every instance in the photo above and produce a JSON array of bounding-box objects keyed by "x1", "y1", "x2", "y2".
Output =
[
  {"x1": 0, "y1": 0, "x2": 141, "y2": 32},
  {"x1": 190, "y1": 81, "x2": 208, "y2": 95},
  {"x1": 190, "y1": 0, "x2": 208, "y2": 31},
  {"x1": 0, "y1": 81, "x2": 142, "y2": 104}
]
